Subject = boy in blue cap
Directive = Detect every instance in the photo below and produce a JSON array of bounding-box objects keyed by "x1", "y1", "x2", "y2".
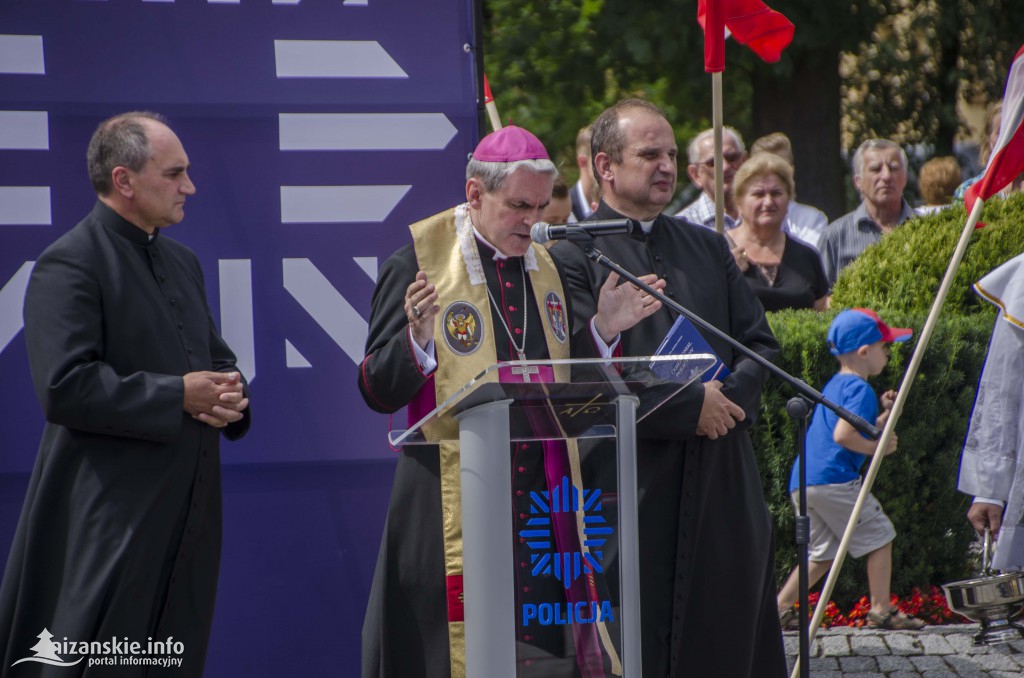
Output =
[{"x1": 776, "y1": 308, "x2": 925, "y2": 630}]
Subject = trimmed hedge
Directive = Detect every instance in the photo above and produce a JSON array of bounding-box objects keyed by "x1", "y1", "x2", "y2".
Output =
[{"x1": 755, "y1": 191, "x2": 1024, "y2": 607}]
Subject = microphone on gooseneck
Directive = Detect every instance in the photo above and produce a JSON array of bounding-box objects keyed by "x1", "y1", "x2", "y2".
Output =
[{"x1": 530, "y1": 219, "x2": 634, "y2": 245}]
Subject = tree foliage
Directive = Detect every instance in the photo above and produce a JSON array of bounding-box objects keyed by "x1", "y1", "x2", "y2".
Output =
[{"x1": 482, "y1": 0, "x2": 1022, "y2": 213}]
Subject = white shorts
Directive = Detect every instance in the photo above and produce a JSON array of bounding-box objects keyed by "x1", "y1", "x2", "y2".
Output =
[{"x1": 792, "y1": 478, "x2": 896, "y2": 561}]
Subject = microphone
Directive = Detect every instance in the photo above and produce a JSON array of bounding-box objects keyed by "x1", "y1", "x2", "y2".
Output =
[{"x1": 530, "y1": 219, "x2": 634, "y2": 244}]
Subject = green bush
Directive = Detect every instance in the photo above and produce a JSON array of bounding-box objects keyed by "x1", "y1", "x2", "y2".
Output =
[{"x1": 756, "y1": 191, "x2": 1024, "y2": 607}]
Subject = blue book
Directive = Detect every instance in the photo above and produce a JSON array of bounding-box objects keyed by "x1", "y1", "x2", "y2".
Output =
[{"x1": 652, "y1": 315, "x2": 730, "y2": 383}]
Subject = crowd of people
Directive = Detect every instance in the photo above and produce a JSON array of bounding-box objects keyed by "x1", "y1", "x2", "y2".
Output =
[
  {"x1": 356, "y1": 95, "x2": 1024, "y2": 677},
  {"x1": 358, "y1": 95, "x2": 1024, "y2": 677},
  {"x1": 0, "y1": 96, "x2": 1017, "y2": 678}
]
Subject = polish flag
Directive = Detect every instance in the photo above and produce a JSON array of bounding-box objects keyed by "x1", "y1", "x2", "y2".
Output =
[
  {"x1": 698, "y1": 0, "x2": 795, "y2": 73},
  {"x1": 966, "y1": 45, "x2": 1024, "y2": 221}
]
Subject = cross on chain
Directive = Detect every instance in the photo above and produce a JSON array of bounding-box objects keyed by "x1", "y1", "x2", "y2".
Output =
[{"x1": 510, "y1": 350, "x2": 539, "y2": 383}]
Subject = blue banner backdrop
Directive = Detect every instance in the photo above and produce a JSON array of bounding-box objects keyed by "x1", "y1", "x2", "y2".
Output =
[{"x1": 0, "y1": 0, "x2": 479, "y2": 673}]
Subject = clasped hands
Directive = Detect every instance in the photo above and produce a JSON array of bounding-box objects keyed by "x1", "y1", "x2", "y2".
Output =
[{"x1": 184, "y1": 371, "x2": 248, "y2": 429}]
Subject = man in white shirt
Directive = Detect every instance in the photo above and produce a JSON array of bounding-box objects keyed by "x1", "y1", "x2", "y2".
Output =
[{"x1": 675, "y1": 126, "x2": 747, "y2": 230}]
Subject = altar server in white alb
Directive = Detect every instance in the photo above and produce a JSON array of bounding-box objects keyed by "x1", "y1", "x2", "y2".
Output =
[{"x1": 958, "y1": 253, "x2": 1024, "y2": 568}]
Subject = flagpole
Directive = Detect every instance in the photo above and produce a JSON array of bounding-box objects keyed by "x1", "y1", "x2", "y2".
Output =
[
  {"x1": 483, "y1": 74, "x2": 503, "y2": 132},
  {"x1": 712, "y1": 71, "x2": 725, "y2": 235},
  {"x1": 789, "y1": 197, "x2": 987, "y2": 678}
]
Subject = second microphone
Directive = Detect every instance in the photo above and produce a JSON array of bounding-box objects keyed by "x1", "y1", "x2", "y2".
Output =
[{"x1": 531, "y1": 219, "x2": 635, "y2": 244}]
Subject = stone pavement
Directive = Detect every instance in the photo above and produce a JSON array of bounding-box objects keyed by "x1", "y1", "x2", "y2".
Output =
[{"x1": 783, "y1": 624, "x2": 1024, "y2": 676}]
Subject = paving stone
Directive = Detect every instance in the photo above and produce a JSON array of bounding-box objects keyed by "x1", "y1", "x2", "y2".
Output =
[
  {"x1": 975, "y1": 652, "x2": 1021, "y2": 671},
  {"x1": 945, "y1": 654, "x2": 994, "y2": 677},
  {"x1": 921, "y1": 670, "x2": 959, "y2": 678},
  {"x1": 843, "y1": 673, "x2": 886, "y2": 678},
  {"x1": 850, "y1": 634, "x2": 889, "y2": 656},
  {"x1": 876, "y1": 655, "x2": 916, "y2": 672},
  {"x1": 945, "y1": 632, "x2": 977, "y2": 653},
  {"x1": 808, "y1": 656, "x2": 838, "y2": 671},
  {"x1": 888, "y1": 672, "x2": 924, "y2": 678},
  {"x1": 886, "y1": 632, "x2": 925, "y2": 655},
  {"x1": 920, "y1": 633, "x2": 957, "y2": 655},
  {"x1": 838, "y1": 655, "x2": 879, "y2": 672},
  {"x1": 910, "y1": 655, "x2": 952, "y2": 671},
  {"x1": 988, "y1": 642, "x2": 1024, "y2": 658},
  {"x1": 820, "y1": 634, "x2": 851, "y2": 656}
]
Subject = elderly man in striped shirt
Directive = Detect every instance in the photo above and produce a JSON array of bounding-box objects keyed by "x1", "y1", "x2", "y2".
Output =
[{"x1": 821, "y1": 138, "x2": 914, "y2": 288}]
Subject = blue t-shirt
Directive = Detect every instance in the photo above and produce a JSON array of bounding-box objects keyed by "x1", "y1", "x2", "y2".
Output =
[{"x1": 789, "y1": 373, "x2": 878, "y2": 492}]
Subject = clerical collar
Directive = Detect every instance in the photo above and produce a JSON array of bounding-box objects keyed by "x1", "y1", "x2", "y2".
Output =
[
  {"x1": 92, "y1": 200, "x2": 160, "y2": 246},
  {"x1": 470, "y1": 224, "x2": 510, "y2": 261},
  {"x1": 639, "y1": 219, "x2": 655, "y2": 234}
]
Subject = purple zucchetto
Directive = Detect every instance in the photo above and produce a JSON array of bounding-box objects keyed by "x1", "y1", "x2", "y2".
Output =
[{"x1": 471, "y1": 125, "x2": 550, "y2": 162}]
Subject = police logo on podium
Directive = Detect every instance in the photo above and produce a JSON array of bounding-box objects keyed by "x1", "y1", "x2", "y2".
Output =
[{"x1": 518, "y1": 476, "x2": 615, "y2": 627}]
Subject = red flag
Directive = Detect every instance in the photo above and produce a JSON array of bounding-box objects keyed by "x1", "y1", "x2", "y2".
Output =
[
  {"x1": 966, "y1": 45, "x2": 1024, "y2": 221},
  {"x1": 481, "y1": 74, "x2": 493, "y2": 104},
  {"x1": 698, "y1": 0, "x2": 795, "y2": 73}
]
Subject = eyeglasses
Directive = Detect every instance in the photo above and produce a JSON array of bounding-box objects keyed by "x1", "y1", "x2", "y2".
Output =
[{"x1": 696, "y1": 152, "x2": 743, "y2": 170}]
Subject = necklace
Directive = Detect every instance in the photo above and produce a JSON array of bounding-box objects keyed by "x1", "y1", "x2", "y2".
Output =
[{"x1": 485, "y1": 257, "x2": 529, "y2": 361}]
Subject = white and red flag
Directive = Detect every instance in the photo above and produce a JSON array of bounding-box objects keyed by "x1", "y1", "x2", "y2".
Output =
[
  {"x1": 966, "y1": 44, "x2": 1024, "y2": 220},
  {"x1": 697, "y1": 0, "x2": 794, "y2": 73}
]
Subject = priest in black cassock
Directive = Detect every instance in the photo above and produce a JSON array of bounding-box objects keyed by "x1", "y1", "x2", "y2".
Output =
[
  {"x1": 359, "y1": 125, "x2": 665, "y2": 678},
  {"x1": 550, "y1": 100, "x2": 786, "y2": 677},
  {"x1": 0, "y1": 112, "x2": 250, "y2": 677}
]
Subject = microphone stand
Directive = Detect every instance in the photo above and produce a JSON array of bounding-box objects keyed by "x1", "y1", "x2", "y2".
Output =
[{"x1": 567, "y1": 233, "x2": 880, "y2": 678}]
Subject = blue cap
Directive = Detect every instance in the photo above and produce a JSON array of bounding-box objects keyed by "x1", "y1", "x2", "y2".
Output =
[{"x1": 827, "y1": 308, "x2": 912, "y2": 356}]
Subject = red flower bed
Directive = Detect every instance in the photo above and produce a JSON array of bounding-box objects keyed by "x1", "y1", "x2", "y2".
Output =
[{"x1": 792, "y1": 586, "x2": 970, "y2": 628}]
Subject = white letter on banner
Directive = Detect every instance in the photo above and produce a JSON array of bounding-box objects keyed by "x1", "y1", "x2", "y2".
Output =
[
  {"x1": 0, "y1": 262, "x2": 33, "y2": 355},
  {"x1": 282, "y1": 258, "x2": 367, "y2": 365},
  {"x1": 218, "y1": 259, "x2": 255, "y2": 382}
]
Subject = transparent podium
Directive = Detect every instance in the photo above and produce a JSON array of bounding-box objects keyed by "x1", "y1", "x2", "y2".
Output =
[{"x1": 389, "y1": 354, "x2": 714, "y2": 677}]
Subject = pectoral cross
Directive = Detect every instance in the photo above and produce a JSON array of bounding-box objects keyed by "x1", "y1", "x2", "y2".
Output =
[{"x1": 510, "y1": 351, "x2": 539, "y2": 383}]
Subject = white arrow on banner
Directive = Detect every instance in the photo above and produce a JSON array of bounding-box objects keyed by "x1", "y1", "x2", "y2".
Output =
[
  {"x1": 272, "y1": 0, "x2": 369, "y2": 4},
  {"x1": 0, "y1": 262, "x2": 33, "y2": 355},
  {"x1": 282, "y1": 258, "x2": 367, "y2": 365},
  {"x1": 274, "y1": 40, "x2": 404, "y2": 79},
  {"x1": 280, "y1": 185, "x2": 410, "y2": 224},
  {"x1": 0, "y1": 111, "x2": 49, "y2": 150},
  {"x1": 0, "y1": 187, "x2": 51, "y2": 225},
  {"x1": 0, "y1": 35, "x2": 45, "y2": 74},
  {"x1": 279, "y1": 113, "x2": 457, "y2": 151}
]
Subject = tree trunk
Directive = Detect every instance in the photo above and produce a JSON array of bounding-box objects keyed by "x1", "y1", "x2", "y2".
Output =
[{"x1": 751, "y1": 49, "x2": 847, "y2": 220}]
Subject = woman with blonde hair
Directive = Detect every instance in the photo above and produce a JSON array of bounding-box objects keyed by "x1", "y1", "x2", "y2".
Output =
[{"x1": 729, "y1": 153, "x2": 829, "y2": 311}]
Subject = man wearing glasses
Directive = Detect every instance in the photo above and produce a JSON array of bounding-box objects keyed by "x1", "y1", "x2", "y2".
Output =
[{"x1": 675, "y1": 126, "x2": 748, "y2": 230}]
